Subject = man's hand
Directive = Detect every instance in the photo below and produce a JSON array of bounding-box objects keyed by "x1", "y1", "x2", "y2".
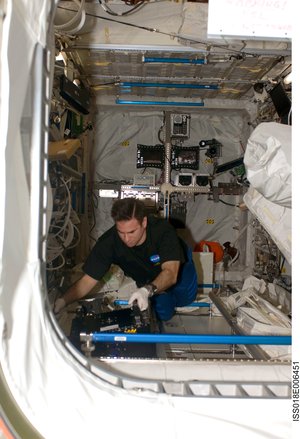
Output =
[
  {"x1": 128, "y1": 287, "x2": 150, "y2": 311},
  {"x1": 53, "y1": 297, "x2": 66, "y2": 314}
]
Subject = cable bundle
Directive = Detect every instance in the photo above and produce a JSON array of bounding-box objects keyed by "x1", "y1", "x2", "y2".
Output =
[{"x1": 47, "y1": 176, "x2": 81, "y2": 271}]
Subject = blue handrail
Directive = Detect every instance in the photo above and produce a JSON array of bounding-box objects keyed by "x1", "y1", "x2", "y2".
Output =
[
  {"x1": 90, "y1": 332, "x2": 292, "y2": 346},
  {"x1": 143, "y1": 57, "x2": 206, "y2": 64},
  {"x1": 114, "y1": 300, "x2": 211, "y2": 307},
  {"x1": 115, "y1": 99, "x2": 204, "y2": 107},
  {"x1": 120, "y1": 82, "x2": 218, "y2": 90}
]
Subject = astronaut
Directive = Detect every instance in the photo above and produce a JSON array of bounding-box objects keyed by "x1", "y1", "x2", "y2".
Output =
[{"x1": 54, "y1": 198, "x2": 197, "y2": 321}]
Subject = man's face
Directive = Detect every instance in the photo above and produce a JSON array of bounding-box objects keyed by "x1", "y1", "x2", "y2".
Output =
[{"x1": 116, "y1": 217, "x2": 147, "y2": 247}]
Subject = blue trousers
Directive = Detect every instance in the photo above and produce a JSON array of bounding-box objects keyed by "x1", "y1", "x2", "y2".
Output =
[{"x1": 151, "y1": 245, "x2": 197, "y2": 321}]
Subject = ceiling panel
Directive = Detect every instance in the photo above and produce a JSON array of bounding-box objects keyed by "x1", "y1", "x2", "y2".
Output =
[{"x1": 60, "y1": 46, "x2": 291, "y2": 101}]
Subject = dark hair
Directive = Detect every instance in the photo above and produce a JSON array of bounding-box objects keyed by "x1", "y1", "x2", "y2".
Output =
[{"x1": 111, "y1": 198, "x2": 147, "y2": 223}]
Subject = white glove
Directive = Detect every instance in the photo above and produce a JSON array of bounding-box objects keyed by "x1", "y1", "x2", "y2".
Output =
[
  {"x1": 53, "y1": 297, "x2": 66, "y2": 314},
  {"x1": 128, "y1": 287, "x2": 150, "y2": 311}
]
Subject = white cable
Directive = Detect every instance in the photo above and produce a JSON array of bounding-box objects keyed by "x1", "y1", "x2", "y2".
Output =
[
  {"x1": 46, "y1": 254, "x2": 66, "y2": 271},
  {"x1": 70, "y1": 9, "x2": 86, "y2": 34},
  {"x1": 47, "y1": 247, "x2": 64, "y2": 263},
  {"x1": 47, "y1": 246, "x2": 64, "y2": 263},
  {"x1": 68, "y1": 223, "x2": 81, "y2": 249},
  {"x1": 287, "y1": 106, "x2": 292, "y2": 125},
  {"x1": 215, "y1": 261, "x2": 225, "y2": 292},
  {"x1": 55, "y1": 0, "x2": 85, "y2": 31},
  {"x1": 232, "y1": 222, "x2": 249, "y2": 247},
  {"x1": 99, "y1": 0, "x2": 146, "y2": 17},
  {"x1": 47, "y1": 173, "x2": 83, "y2": 270},
  {"x1": 62, "y1": 219, "x2": 75, "y2": 248},
  {"x1": 52, "y1": 177, "x2": 72, "y2": 238},
  {"x1": 47, "y1": 177, "x2": 71, "y2": 268}
]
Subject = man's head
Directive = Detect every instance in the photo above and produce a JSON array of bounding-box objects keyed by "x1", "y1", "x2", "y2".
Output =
[{"x1": 111, "y1": 198, "x2": 147, "y2": 247}]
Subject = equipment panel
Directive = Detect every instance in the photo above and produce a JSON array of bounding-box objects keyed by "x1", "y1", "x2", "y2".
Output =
[{"x1": 70, "y1": 301, "x2": 157, "y2": 359}]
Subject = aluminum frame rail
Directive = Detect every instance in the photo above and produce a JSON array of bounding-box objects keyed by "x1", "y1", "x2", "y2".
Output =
[{"x1": 208, "y1": 291, "x2": 288, "y2": 361}]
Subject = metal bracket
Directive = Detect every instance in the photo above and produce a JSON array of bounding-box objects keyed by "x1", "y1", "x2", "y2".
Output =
[{"x1": 80, "y1": 332, "x2": 95, "y2": 357}]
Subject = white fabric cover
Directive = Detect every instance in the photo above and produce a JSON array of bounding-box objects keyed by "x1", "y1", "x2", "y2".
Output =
[
  {"x1": 243, "y1": 122, "x2": 292, "y2": 264},
  {"x1": 14, "y1": 0, "x2": 49, "y2": 45},
  {"x1": 244, "y1": 122, "x2": 291, "y2": 208},
  {"x1": 244, "y1": 186, "x2": 291, "y2": 264}
]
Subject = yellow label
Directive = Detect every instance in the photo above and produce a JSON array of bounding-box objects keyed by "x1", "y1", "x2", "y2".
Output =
[
  {"x1": 206, "y1": 218, "x2": 215, "y2": 224},
  {"x1": 121, "y1": 140, "x2": 130, "y2": 147}
]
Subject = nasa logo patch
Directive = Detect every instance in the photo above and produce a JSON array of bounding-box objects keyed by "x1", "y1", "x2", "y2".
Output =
[{"x1": 150, "y1": 254, "x2": 160, "y2": 265}]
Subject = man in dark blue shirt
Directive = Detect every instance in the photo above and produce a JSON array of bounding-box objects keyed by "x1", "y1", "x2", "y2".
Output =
[{"x1": 54, "y1": 198, "x2": 197, "y2": 321}]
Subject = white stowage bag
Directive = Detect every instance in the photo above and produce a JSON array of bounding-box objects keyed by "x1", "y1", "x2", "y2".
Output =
[
  {"x1": 243, "y1": 122, "x2": 292, "y2": 264},
  {"x1": 244, "y1": 122, "x2": 291, "y2": 208},
  {"x1": 221, "y1": 276, "x2": 291, "y2": 360},
  {"x1": 244, "y1": 186, "x2": 291, "y2": 263}
]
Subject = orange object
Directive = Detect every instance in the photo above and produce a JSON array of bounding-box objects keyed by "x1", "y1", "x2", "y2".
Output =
[{"x1": 194, "y1": 240, "x2": 224, "y2": 263}]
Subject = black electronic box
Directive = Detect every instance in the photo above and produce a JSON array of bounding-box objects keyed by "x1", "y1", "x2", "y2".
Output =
[{"x1": 69, "y1": 301, "x2": 157, "y2": 359}]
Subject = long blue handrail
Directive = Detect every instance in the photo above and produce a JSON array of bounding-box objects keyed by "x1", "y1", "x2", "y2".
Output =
[
  {"x1": 115, "y1": 99, "x2": 204, "y2": 106},
  {"x1": 114, "y1": 299, "x2": 211, "y2": 307},
  {"x1": 120, "y1": 82, "x2": 218, "y2": 90},
  {"x1": 90, "y1": 333, "x2": 291, "y2": 346},
  {"x1": 143, "y1": 57, "x2": 206, "y2": 64}
]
